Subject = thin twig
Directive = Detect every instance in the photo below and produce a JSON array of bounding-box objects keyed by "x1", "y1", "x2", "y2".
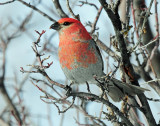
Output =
[
  {"x1": 146, "y1": 97, "x2": 160, "y2": 102},
  {"x1": 69, "y1": 92, "x2": 134, "y2": 126},
  {"x1": 17, "y1": 0, "x2": 56, "y2": 22},
  {"x1": 134, "y1": 36, "x2": 160, "y2": 51},
  {"x1": 66, "y1": 0, "x2": 80, "y2": 20},
  {"x1": 132, "y1": 0, "x2": 154, "y2": 51},
  {"x1": 54, "y1": 97, "x2": 75, "y2": 114},
  {"x1": 79, "y1": 1, "x2": 98, "y2": 10},
  {"x1": 98, "y1": 0, "x2": 157, "y2": 125},
  {"x1": 140, "y1": 79, "x2": 160, "y2": 85},
  {"x1": 0, "y1": 0, "x2": 15, "y2": 5},
  {"x1": 52, "y1": 0, "x2": 68, "y2": 18},
  {"x1": 11, "y1": 110, "x2": 22, "y2": 126},
  {"x1": 90, "y1": 6, "x2": 103, "y2": 34}
]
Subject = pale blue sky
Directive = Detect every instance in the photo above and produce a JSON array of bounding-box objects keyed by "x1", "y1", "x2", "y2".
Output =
[{"x1": 0, "y1": 0, "x2": 160, "y2": 126}]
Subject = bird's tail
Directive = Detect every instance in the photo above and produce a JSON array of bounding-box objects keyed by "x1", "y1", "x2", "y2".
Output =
[{"x1": 98, "y1": 73, "x2": 149, "y2": 102}]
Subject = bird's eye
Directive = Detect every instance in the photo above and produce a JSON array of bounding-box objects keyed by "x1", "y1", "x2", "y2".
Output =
[{"x1": 63, "y1": 22, "x2": 70, "y2": 26}]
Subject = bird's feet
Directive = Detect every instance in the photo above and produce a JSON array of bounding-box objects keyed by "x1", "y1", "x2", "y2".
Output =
[
  {"x1": 64, "y1": 85, "x2": 72, "y2": 96},
  {"x1": 86, "y1": 81, "x2": 91, "y2": 93}
]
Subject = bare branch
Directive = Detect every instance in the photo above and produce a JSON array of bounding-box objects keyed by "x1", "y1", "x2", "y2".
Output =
[
  {"x1": 54, "y1": 97, "x2": 75, "y2": 114},
  {"x1": 98, "y1": 0, "x2": 157, "y2": 125},
  {"x1": 90, "y1": 6, "x2": 103, "y2": 34},
  {"x1": 66, "y1": 0, "x2": 80, "y2": 20},
  {"x1": 69, "y1": 92, "x2": 134, "y2": 126},
  {"x1": 134, "y1": 36, "x2": 160, "y2": 51},
  {"x1": 79, "y1": 1, "x2": 98, "y2": 10},
  {"x1": 0, "y1": 0, "x2": 15, "y2": 5},
  {"x1": 52, "y1": 0, "x2": 68, "y2": 18},
  {"x1": 17, "y1": 0, "x2": 56, "y2": 22}
]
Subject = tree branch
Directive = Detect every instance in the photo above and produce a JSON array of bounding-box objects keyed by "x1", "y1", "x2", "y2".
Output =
[
  {"x1": 98, "y1": 0, "x2": 157, "y2": 125},
  {"x1": 69, "y1": 92, "x2": 134, "y2": 126},
  {"x1": 17, "y1": 0, "x2": 56, "y2": 22},
  {"x1": 52, "y1": 0, "x2": 68, "y2": 18}
]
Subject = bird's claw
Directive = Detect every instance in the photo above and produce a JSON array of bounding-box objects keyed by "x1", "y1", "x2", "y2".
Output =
[{"x1": 64, "y1": 85, "x2": 72, "y2": 96}]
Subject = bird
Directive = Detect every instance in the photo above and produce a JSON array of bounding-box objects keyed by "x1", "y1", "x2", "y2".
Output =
[{"x1": 50, "y1": 18, "x2": 149, "y2": 102}]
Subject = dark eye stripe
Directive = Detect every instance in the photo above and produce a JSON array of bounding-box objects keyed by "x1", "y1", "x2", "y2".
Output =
[{"x1": 63, "y1": 22, "x2": 70, "y2": 26}]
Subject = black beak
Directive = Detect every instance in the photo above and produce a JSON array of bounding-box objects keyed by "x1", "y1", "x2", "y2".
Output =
[{"x1": 50, "y1": 22, "x2": 61, "y2": 30}]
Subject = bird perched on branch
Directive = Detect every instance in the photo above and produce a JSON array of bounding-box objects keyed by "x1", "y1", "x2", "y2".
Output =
[{"x1": 50, "y1": 18, "x2": 148, "y2": 102}]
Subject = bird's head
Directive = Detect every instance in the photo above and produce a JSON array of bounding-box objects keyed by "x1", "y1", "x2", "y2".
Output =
[
  {"x1": 50, "y1": 18, "x2": 81, "y2": 31},
  {"x1": 50, "y1": 18, "x2": 92, "y2": 43}
]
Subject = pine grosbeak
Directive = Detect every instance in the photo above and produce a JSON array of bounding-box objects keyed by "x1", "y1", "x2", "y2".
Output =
[{"x1": 50, "y1": 18, "x2": 148, "y2": 102}]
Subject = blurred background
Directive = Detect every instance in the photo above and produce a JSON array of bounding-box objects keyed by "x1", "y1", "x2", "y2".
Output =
[{"x1": 0, "y1": 0, "x2": 160, "y2": 126}]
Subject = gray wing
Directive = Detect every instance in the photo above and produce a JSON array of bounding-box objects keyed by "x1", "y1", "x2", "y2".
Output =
[
  {"x1": 110, "y1": 78, "x2": 150, "y2": 95},
  {"x1": 90, "y1": 39, "x2": 104, "y2": 71},
  {"x1": 104, "y1": 78, "x2": 149, "y2": 102}
]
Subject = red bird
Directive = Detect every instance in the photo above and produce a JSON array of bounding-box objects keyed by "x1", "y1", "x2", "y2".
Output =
[{"x1": 50, "y1": 18, "x2": 148, "y2": 102}]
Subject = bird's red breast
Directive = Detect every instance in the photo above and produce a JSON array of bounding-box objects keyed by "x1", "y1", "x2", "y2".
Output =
[
  {"x1": 58, "y1": 18, "x2": 98, "y2": 70},
  {"x1": 58, "y1": 42, "x2": 98, "y2": 70}
]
